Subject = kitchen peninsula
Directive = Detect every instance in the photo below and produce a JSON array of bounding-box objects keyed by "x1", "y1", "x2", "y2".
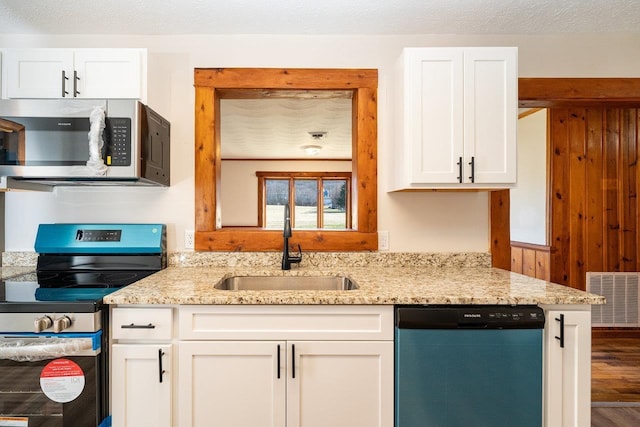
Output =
[
  {"x1": 104, "y1": 251, "x2": 603, "y2": 427},
  {"x1": 104, "y1": 253, "x2": 602, "y2": 306}
]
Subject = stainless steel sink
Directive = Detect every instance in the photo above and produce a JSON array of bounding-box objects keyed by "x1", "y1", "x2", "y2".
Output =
[{"x1": 215, "y1": 275, "x2": 358, "y2": 291}]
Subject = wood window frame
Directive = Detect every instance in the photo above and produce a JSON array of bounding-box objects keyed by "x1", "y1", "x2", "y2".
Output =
[
  {"x1": 256, "y1": 171, "x2": 352, "y2": 229},
  {"x1": 194, "y1": 68, "x2": 378, "y2": 251}
]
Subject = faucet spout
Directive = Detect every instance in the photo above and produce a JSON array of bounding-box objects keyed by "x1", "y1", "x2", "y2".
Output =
[{"x1": 282, "y1": 204, "x2": 302, "y2": 270}]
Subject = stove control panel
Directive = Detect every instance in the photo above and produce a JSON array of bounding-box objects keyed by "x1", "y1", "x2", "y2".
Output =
[
  {"x1": 75, "y1": 229, "x2": 122, "y2": 242},
  {"x1": 35, "y1": 223, "x2": 166, "y2": 254}
]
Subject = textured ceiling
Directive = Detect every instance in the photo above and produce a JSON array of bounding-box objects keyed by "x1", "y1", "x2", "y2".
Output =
[
  {"x1": 221, "y1": 98, "x2": 352, "y2": 160},
  {"x1": 0, "y1": 0, "x2": 639, "y2": 35}
]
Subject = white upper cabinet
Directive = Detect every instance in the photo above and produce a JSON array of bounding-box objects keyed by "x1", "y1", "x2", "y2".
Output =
[
  {"x1": 3, "y1": 49, "x2": 73, "y2": 98},
  {"x1": 1, "y1": 48, "x2": 146, "y2": 100},
  {"x1": 391, "y1": 47, "x2": 518, "y2": 190}
]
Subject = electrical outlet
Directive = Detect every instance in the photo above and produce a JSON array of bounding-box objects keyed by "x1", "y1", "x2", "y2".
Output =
[
  {"x1": 184, "y1": 230, "x2": 195, "y2": 249},
  {"x1": 378, "y1": 231, "x2": 389, "y2": 251}
]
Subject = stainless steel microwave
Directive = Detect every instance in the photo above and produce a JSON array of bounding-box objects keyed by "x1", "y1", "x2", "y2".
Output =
[{"x1": 0, "y1": 99, "x2": 169, "y2": 187}]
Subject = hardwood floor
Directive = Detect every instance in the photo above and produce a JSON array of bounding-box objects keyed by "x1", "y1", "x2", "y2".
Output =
[
  {"x1": 592, "y1": 337, "x2": 640, "y2": 426},
  {"x1": 592, "y1": 406, "x2": 640, "y2": 426},
  {"x1": 592, "y1": 337, "x2": 640, "y2": 402}
]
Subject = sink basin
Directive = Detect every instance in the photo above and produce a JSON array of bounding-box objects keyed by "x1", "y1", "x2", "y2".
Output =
[{"x1": 215, "y1": 275, "x2": 359, "y2": 291}]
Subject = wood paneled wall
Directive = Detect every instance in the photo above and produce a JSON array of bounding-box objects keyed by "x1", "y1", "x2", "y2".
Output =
[
  {"x1": 511, "y1": 241, "x2": 551, "y2": 281},
  {"x1": 549, "y1": 108, "x2": 640, "y2": 290}
]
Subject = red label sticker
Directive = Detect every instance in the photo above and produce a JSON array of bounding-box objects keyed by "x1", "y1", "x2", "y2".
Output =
[{"x1": 40, "y1": 358, "x2": 85, "y2": 403}]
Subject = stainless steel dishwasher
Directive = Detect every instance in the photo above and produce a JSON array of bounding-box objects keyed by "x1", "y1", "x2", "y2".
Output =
[{"x1": 395, "y1": 305, "x2": 545, "y2": 427}]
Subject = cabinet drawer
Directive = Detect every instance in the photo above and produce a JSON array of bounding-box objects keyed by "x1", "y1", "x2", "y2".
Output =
[
  {"x1": 179, "y1": 305, "x2": 393, "y2": 340},
  {"x1": 112, "y1": 308, "x2": 173, "y2": 340}
]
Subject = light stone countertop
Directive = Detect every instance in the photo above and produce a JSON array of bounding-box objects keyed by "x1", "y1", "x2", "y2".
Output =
[
  {"x1": 103, "y1": 265, "x2": 605, "y2": 306},
  {"x1": 1, "y1": 251, "x2": 605, "y2": 305},
  {"x1": 1, "y1": 266, "x2": 35, "y2": 280}
]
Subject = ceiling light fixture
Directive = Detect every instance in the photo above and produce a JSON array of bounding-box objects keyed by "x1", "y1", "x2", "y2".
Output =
[{"x1": 302, "y1": 145, "x2": 322, "y2": 156}]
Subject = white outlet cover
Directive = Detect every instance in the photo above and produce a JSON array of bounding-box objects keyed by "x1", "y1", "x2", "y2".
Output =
[
  {"x1": 184, "y1": 230, "x2": 195, "y2": 249},
  {"x1": 378, "y1": 231, "x2": 389, "y2": 251}
]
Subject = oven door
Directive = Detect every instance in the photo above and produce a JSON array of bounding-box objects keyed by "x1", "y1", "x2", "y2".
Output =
[{"x1": 0, "y1": 332, "x2": 107, "y2": 427}]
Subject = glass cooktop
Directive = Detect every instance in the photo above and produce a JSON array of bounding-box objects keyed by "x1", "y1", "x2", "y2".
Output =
[{"x1": 0, "y1": 270, "x2": 154, "y2": 312}]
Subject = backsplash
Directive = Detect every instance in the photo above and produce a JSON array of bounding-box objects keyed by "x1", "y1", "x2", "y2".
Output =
[
  {"x1": 2, "y1": 251, "x2": 492, "y2": 269},
  {"x1": 167, "y1": 252, "x2": 491, "y2": 268}
]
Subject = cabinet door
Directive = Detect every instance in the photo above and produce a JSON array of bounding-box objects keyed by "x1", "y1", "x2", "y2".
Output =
[
  {"x1": 4, "y1": 49, "x2": 73, "y2": 98},
  {"x1": 179, "y1": 341, "x2": 286, "y2": 427},
  {"x1": 74, "y1": 49, "x2": 142, "y2": 99},
  {"x1": 287, "y1": 341, "x2": 394, "y2": 427},
  {"x1": 111, "y1": 344, "x2": 172, "y2": 427},
  {"x1": 544, "y1": 310, "x2": 591, "y2": 427},
  {"x1": 463, "y1": 47, "x2": 517, "y2": 184},
  {"x1": 405, "y1": 48, "x2": 464, "y2": 184}
]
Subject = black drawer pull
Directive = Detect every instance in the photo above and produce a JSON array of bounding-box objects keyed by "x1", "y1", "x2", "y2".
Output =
[{"x1": 121, "y1": 323, "x2": 156, "y2": 329}]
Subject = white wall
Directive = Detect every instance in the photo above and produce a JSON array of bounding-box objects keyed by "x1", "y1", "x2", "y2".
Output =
[
  {"x1": 2, "y1": 33, "x2": 640, "y2": 252},
  {"x1": 511, "y1": 109, "x2": 547, "y2": 245},
  {"x1": 221, "y1": 159, "x2": 351, "y2": 226}
]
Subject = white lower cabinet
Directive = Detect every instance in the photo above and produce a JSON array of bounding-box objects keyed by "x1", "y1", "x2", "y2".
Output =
[
  {"x1": 110, "y1": 307, "x2": 175, "y2": 427},
  {"x1": 540, "y1": 305, "x2": 592, "y2": 427},
  {"x1": 178, "y1": 340, "x2": 393, "y2": 427},
  {"x1": 179, "y1": 341, "x2": 285, "y2": 426},
  {"x1": 111, "y1": 344, "x2": 173, "y2": 427},
  {"x1": 177, "y1": 305, "x2": 394, "y2": 427},
  {"x1": 287, "y1": 340, "x2": 393, "y2": 427},
  {"x1": 110, "y1": 303, "x2": 590, "y2": 426}
]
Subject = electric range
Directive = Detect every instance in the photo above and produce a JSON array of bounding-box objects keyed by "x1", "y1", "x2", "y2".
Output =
[{"x1": 0, "y1": 223, "x2": 166, "y2": 427}]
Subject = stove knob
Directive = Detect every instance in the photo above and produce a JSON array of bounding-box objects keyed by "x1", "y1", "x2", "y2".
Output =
[
  {"x1": 34, "y1": 315, "x2": 53, "y2": 333},
  {"x1": 53, "y1": 315, "x2": 73, "y2": 333}
]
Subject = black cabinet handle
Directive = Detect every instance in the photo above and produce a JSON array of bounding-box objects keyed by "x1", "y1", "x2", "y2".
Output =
[
  {"x1": 73, "y1": 70, "x2": 80, "y2": 97},
  {"x1": 291, "y1": 344, "x2": 296, "y2": 379},
  {"x1": 555, "y1": 314, "x2": 565, "y2": 348},
  {"x1": 121, "y1": 323, "x2": 156, "y2": 329},
  {"x1": 456, "y1": 157, "x2": 463, "y2": 183},
  {"x1": 468, "y1": 156, "x2": 475, "y2": 183},
  {"x1": 158, "y1": 349, "x2": 166, "y2": 383},
  {"x1": 61, "y1": 71, "x2": 69, "y2": 97},
  {"x1": 277, "y1": 344, "x2": 281, "y2": 379}
]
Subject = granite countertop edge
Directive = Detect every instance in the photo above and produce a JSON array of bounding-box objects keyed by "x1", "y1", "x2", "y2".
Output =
[{"x1": 103, "y1": 265, "x2": 606, "y2": 306}]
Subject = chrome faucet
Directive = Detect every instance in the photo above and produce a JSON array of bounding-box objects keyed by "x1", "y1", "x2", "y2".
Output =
[{"x1": 282, "y1": 204, "x2": 302, "y2": 270}]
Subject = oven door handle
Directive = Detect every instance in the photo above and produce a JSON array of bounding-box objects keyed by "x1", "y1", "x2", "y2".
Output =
[{"x1": 0, "y1": 335, "x2": 100, "y2": 362}]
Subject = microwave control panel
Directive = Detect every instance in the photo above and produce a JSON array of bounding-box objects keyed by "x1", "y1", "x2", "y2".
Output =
[{"x1": 103, "y1": 118, "x2": 131, "y2": 166}]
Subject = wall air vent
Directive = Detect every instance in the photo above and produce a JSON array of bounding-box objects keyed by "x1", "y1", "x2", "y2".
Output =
[{"x1": 587, "y1": 272, "x2": 639, "y2": 327}]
